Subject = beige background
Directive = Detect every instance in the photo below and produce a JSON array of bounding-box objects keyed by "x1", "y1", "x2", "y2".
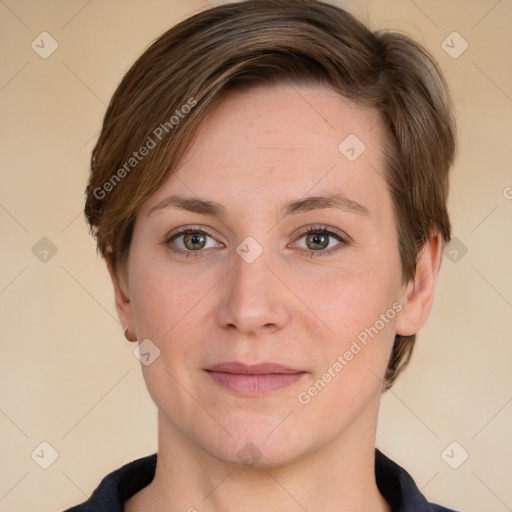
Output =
[{"x1": 0, "y1": 0, "x2": 511, "y2": 511}]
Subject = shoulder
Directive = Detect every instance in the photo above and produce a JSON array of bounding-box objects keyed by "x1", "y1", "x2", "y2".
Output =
[
  {"x1": 62, "y1": 453, "x2": 157, "y2": 512},
  {"x1": 375, "y1": 449, "x2": 463, "y2": 512}
]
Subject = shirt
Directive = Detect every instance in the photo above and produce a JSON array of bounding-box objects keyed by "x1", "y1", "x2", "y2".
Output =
[{"x1": 62, "y1": 449, "x2": 460, "y2": 512}]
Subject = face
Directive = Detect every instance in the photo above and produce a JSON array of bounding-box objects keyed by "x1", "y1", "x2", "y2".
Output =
[{"x1": 111, "y1": 84, "x2": 430, "y2": 468}]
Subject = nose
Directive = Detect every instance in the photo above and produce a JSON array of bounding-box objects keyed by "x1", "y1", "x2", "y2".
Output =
[{"x1": 215, "y1": 244, "x2": 290, "y2": 336}]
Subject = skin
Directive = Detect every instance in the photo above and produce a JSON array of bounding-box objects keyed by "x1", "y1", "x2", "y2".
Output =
[{"x1": 108, "y1": 84, "x2": 442, "y2": 512}]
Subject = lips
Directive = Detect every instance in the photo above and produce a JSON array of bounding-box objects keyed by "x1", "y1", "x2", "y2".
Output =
[{"x1": 205, "y1": 361, "x2": 306, "y2": 395}]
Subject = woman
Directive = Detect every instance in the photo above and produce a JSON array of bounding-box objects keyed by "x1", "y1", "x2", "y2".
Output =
[{"x1": 64, "y1": 0, "x2": 462, "y2": 510}]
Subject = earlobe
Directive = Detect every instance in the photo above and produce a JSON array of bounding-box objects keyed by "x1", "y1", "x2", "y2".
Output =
[
  {"x1": 395, "y1": 232, "x2": 443, "y2": 337},
  {"x1": 105, "y1": 253, "x2": 135, "y2": 336}
]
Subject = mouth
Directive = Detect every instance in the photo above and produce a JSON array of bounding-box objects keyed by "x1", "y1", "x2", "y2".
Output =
[{"x1": 204, "y1": 361, "x2": 307, "y2": 395}]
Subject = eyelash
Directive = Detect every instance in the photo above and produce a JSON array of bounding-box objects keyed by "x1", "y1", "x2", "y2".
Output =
[{"x1": 162, "y1": 224, "x2": 349, "y2": 259}]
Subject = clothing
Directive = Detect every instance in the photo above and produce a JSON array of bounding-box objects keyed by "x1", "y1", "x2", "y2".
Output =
[{"x1": 62, "y1": 449, "x2": 460, "y2": 512}]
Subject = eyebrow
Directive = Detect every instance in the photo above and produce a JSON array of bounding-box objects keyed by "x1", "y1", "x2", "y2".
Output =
[{"x1": 148, "y1": 192, "x2": 370, "y2": 219}]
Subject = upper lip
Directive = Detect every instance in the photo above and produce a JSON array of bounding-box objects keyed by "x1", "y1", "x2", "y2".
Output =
[{"x1": 206, "y1": 362, "x2": 304, "y2": 374}]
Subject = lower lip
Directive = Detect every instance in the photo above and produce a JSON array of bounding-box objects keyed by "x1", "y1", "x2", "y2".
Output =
[{"x1": 206, "y1": 371, "x2": 306, "y2": 395}]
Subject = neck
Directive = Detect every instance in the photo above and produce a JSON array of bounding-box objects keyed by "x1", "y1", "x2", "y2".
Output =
[{"x1": 127, "y1": 401, "x2": 391, "y2": 512}]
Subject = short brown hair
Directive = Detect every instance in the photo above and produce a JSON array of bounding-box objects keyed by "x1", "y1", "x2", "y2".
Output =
[{"x1": 85, "y1": 0, "x2": 456, "y2": 389}]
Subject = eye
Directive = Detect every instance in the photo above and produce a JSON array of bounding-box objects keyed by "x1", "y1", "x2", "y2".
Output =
[
  {"x1": 291, "y1": 225, "x2": 348, "y2": 257},
  {"x1": 162, "y1": 224, "x2": 349, "y2": 259},
  {"x1": 163, "y1": 226, "x2": 221, "y2": 257}
]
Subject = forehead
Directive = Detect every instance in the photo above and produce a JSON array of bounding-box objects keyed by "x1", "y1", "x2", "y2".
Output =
[{"x1": 141, "y1": 84, "x2": 389, "y2": 219}]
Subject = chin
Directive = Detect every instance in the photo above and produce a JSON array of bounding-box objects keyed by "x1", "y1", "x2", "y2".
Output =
[{"x1": 196, "y1": 413, "x2": 316, "y2": 469}]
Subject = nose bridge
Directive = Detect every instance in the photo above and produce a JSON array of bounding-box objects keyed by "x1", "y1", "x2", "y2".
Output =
[
  {"x1": 233, "y1": 239, "x2": 270, "y2": 294},
  {"x1": 215, "y1": 235, "x2": 289, "y2": 334}
]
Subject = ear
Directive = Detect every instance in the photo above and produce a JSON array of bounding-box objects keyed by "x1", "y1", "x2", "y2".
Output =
[
  {"x1": 395, "y1": 232, "x2": 443, "y2": 337},
  {"x1": 106, "y1": 253, "x2": 135, "y2": 334}
]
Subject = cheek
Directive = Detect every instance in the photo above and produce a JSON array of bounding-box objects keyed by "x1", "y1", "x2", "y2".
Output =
[
  {"x1": 295, "y1": 277, "x2": 398, "y2": 427},
  {"x1": 300, "y1": 252, "x2": 401, "y2": 341},
  {"x1": 298, "y1": 252, "x2": 401, "y2": 394},
  {"x1": 127, "y1": 252, "x2": 209, "y2": 418},
  {"x1": 127, "y1": 249, "x2": 221, "y2": 399},
  {"x1": 128, "y1": 249, "x2": 206, "y2": 340}
]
